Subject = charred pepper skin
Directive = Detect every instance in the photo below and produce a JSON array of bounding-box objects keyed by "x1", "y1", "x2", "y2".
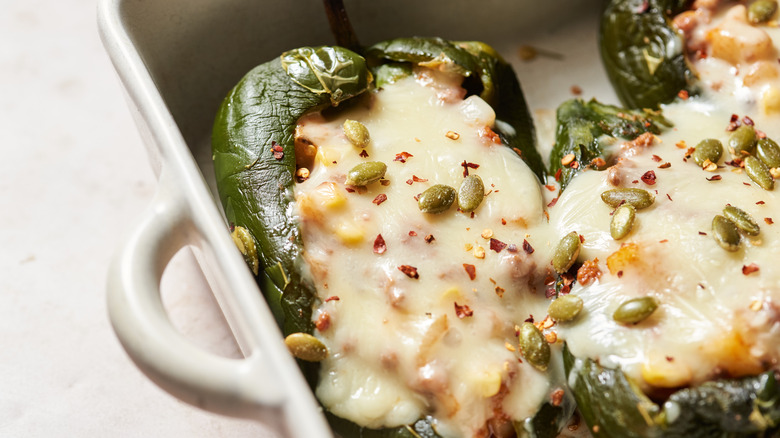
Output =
[
  {"x1": 600, "y1": 0, "x2": 696, "y2": 110},
  {"x1": 563, "y1": 345, "x2": 780, "y2": 438}
]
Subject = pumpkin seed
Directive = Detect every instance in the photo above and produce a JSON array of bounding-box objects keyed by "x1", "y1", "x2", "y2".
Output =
[
  {"x1": 345, "y1": 161, "x2": 386, "y2": 186},
  {"x1": 418, "y1": 184, "x2": 457, "y2": 214},
  {"x1": 230, "y1": 225, "x2": 259, "y2": 276},
  {"x1": 613, "y1": 296, "x2": 658, "y2": 324},
  {"x1": 749, "y1": 0, "x2": 778, "y2": 24},
  {"x1": 610, "y1": 204, "x2": 636, "y2": 240},
  {"x1": 712, "y1": 215, "x2": 742, "y2": 251},
  {"x1": 693, "y1": 139, "x2": 723, "y2": 166},
  {"x1": 343, "y1": 119, "x2": 370, "y2": 148},
  {"x1": 552, "y1": 231, "x2": 581, "y2": 274},
  {"x1": 284, "y1": 333, "x2": 328, "y2": 362},
  {"x1": 723, "y1": 205, "x2": 760, "y2": 236},
  {"x1": 518, "y1": 322, "x2": 550, "y2": 371},
  {"x1": 601, "y1": 188, "x2": 655, "y2": 210},
  {"x1": 548, "y1": 295, "x2": 583, "y2": 322},
  {"x1": 729, "y1": 125, "x2": 758, "y2": 157},
  {"x1": 744, "y1": 155, "x2": 775, "y2": 190},
  {"x1": 458, "y1": 175, "x2": 485, "y2": 212},
  {"x1": 757, "y1": 138, "x2": 780, "y2": 168}
]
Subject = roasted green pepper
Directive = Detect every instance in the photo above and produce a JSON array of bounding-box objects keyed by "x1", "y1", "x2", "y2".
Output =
[
  {"x1": 213, "y1": 38, "x2": 564, "y2": 438},
  {"x1": 563, "y1": 345, "x2": 780, "y2": 437},
  {"x1": 549, "y1": 98, "x2": 669, "y2": 191},
  {"x1": 600, "y1": 0, "x2": 696, "y2": 109}
]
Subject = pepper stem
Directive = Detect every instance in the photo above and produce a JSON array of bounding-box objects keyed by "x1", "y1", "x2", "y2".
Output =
[{"x1": 322, "y1": 0, "x2": 361, "y2": 52}]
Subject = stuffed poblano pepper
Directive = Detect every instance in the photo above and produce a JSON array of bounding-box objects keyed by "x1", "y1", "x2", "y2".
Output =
[
  {"x1": 212, "y1": 36, "x2": 572, "y2": 437},
  {"x1": 546, "y1": 1, "x2": 780, "y2": 436}
]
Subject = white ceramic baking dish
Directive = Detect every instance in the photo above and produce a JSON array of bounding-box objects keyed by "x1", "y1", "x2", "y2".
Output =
[{"x1": 98, "y1": 0, "x2": 612, "y2": 436}]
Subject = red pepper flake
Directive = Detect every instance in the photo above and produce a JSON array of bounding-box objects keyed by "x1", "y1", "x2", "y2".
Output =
[
  {"x1": 271, "y1": 141, "x2": 284, "y2": 160},
  {"x1": 632, "y1": 180, "x2": 639, "y2": 184},
  {"x1": 359, "y1": 150, "x2": 369, "y2": 158},
  {"x1": 707, "y1": 175, "x2": 722, "y2": 181},
  {"x1": 394, "y1": 151, "x2": 413, "y2": 163},
  {"x1": 659, "y1": 239, "x2": 668, "y2": 243},
  {"x1": 651, "y1": 155, "x2": 663, "y2": 162},
  {"x1": 409, "y1": 230, "x2": 418, "y2": 236},
  {"x1": 554, "y1": 168, "x2": 562, "y2": 182},
  {"x1": 325, "y1": 296, "x2": 340, "y2": 302},
  {"x1": 617, "y1": 270, "x2": 624, "y2": 278},
  {"x1": 398, "y1": 265, "x2": 419, "y2": 279},
  {"x1": 579, "y1": 234, "x2": 585, "y2": 244},
  {"x1": 743, "y1": 116, "x2": 754, "y2": 126},
  {"x1": 315, "y1": 312, "x2": 331, "y2": 331},
  {"x1": 513, "y1": 147, "x2": 523, "y2": 156},
  {"x1": 373, "y1": 234, "x2": 387, "y2": 254},
  {"x1": 406, "y1": 179, "x2": 414, "y2": 185},
  {"x1": 544, "y1": 184, "x2": 556, "y2": 192},
  {"x1": 699, "y1": 231, "x2": 707, "y2": 236},
  {"x1": 571, "y1": 85, "x2": 582, "y2": 95},
  {"x1": 523, "y1": 239, "x2": 535, "y2": 254},
  {"x1": 372, "y1": 194, "x2": 388, "y2": 205},
  {"x1": 495, "y1": 286, "x2": 505, "y2": 298},
  {"x1": 576, "y1": 259, "x2": 601, "y2": 286},
  {"x1": 666, "y1": 193, "x2": 673, "y2": 201},
  {"x1": 551, "y1": 389, "x2": 565, "y2": 407},
  {"x1": 490, "y1": 238, "x2": 507, "y2": 253},
  {"x1": 463, "y1": 264, "x2": 477, "y2": 280},
  {"x1": 570, "y1": 161, "x2": 580, "y2": 169},
  {"x1": 479, "y1": 126, "x2": 502, "y2": 145},
  {"x1": 757, "y1": 201, "x2": 766, "y2": 205},
  {"x1": 424, "y1": 234, "x2": 435, "y2": 243},
  {"x1": 765, "y1": 218, "x2": 774, "y2": 224},
  {"x1": 461, "y1": 160, "x2": 480, "y2": 177},
  {"x1": 742, "y1": 263, "x2": 760, "y2": 275},
  {"x1": 413, "y1": 193, "x2": 421, "y2": 201},
  {"x1": 591, "y1": 157, "x2": 607, "y2": 168},
  {"x1": 454, "y1": 302, "x2": 474, "y2": 318},
  {"x1": 524, "y1": 315, "x2": 535, "y2": 323},
  {"x1": 677, "y1": 89, "x2": 689, "y2": 100},
  {"x1": 641, "y1": 170, "x2": 657, "y2": 185},
  {"x1": 744, "y1": 182, "x2": 752, "y2": 187},
  {"x1": 658, "y1": 162, "x2": 671, "y2": 169},
  {"x1": 547, "y1": 197, "x2": 558, "y2": 208},
  {"x1": 501, "y1": 218, "x2": 507, "y2": 225},
  {"x1": 345, "y1": 187, "x2": 356, "y2": 193}
]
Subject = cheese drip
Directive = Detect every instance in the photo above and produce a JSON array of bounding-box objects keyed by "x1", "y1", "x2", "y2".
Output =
[
  {"x1": 295, "y1": 70, "x2": 556, "y2": 437},
  {"x1": 555, "y1": 2, "x2": 780, "y2": 392}
]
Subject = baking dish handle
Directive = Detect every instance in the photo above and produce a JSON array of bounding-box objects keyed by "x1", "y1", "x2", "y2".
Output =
[{"x1": 106, "y1": 170, "x2": 285, "y2": 420}]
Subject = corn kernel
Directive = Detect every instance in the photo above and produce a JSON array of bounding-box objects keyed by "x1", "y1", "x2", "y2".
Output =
[
  {"x1": 761, "y1": 87, "x2": 780, "y2": 115},
  {"x1": 641, "y1": 354, "x2": 692, "y2": 388},
  {"x1": 316, "y1": 147, "x2": 342, "y2": 166},
  {"x1": 441, "y1": 286, "x2": 462, "y2": 303},
  {"x1": 606, "y1": 243, "x2": 639, "y2": 275},
  {"x1": 313, "y1": 182, "x2": 346, "y2": 209},
  {"x1": 474, "y1": 370, "x2": 502, "y2": 398},
  {"x1": 335, "y1": 222, "x2": 364, "y2": 245}
]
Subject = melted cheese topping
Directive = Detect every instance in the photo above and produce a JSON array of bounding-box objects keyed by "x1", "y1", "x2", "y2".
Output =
[
  {"x1": 556, "y1": 2, "x2": 780, "y2": 391},
  {"x1": 295, "y1": 70, "x2": 557, "y2": 437}
]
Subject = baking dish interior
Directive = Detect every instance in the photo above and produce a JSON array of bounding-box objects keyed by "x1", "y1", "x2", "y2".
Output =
[{"x1": 117, "y1": 0, "x2": 608, "y2": 197}]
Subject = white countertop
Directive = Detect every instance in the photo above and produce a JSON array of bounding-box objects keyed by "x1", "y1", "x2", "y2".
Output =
[{"x1": 0, "y1": 0, "x2": 274, "y2": 435}]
